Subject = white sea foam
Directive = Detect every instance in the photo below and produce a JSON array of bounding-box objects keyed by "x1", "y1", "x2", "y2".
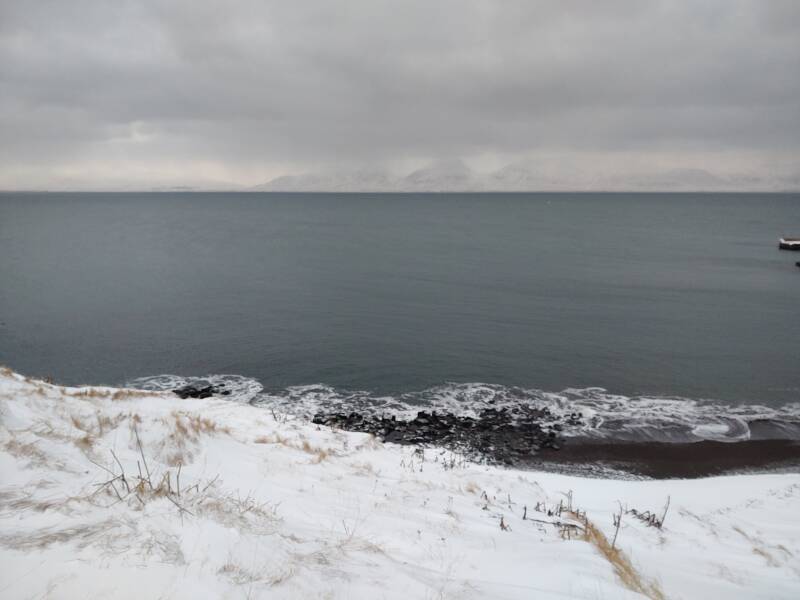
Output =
[
  {"x1": 127, "y1": 375, "x2": 800, "y2": 443},
  {"x1": 127, "y1": 373, "x2": 263, "y2": 403}
]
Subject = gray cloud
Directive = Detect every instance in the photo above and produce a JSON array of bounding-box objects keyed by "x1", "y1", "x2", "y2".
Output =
[{"x1": 1, "y1": 0, "x2": 798, "y2": 189}]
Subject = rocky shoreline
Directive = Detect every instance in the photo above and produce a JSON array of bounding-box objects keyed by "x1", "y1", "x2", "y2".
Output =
[
  {"x1": 173, "y1": 381, "x2": 578, "y2": 465},
  {"x1": 311, "y1": 406, "x2": 582, "y2": 466},
  {"x1": 171, "y1": 384, "x2": 800, "y2": 478},
  {"x1": 310, "y1": 409, "x2": 800, "y2": 478}
]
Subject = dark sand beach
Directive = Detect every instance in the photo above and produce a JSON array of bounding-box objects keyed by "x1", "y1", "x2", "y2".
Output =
[{"x1": 530, "y1": 439, "x2": 800, "y2": 479}]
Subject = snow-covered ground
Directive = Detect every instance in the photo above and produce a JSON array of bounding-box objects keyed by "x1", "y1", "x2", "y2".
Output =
[{"x1": 1, "y1": 367, "x2": 798, "y2": 599}]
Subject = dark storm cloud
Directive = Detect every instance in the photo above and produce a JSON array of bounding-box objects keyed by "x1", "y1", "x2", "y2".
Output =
[{"x1": 1, "y1": 0, "x2": 798, "y2": 187}]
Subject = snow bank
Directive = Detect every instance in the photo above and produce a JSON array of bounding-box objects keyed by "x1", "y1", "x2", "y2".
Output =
[{"x1": 1, "y1": 367, "x2": 798, "y2": 599}]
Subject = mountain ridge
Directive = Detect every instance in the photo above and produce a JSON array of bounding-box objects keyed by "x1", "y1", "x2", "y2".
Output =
[{"x1": 252, "y1": 162, "x2": 799, "y2": 192}]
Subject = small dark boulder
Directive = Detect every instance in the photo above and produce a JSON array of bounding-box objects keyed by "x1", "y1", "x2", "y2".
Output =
[{"x1": 173, "y1": 384, "x2": 215, "y2": 399}]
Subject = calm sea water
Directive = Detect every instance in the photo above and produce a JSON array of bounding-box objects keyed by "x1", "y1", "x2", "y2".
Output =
[{"x1": 1, "y1": 192, "x2": 798, "y2": 412}]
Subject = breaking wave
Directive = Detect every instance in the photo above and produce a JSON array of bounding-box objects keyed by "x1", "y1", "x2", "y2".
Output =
[
  {"x1": 127, "y1": 375, "x2": 800, "y2": 444},
  {"x1": 127, "y1": 373, "x2": 264, "y2": 403}
]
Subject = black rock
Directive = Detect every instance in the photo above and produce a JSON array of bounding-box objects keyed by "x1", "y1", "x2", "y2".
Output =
[
  {"x1": 308, "y1": 401, "x2": 574, "y2": 468},
  {"x1": 174, "y1": 384, "x2": 215, "y2": 399}
]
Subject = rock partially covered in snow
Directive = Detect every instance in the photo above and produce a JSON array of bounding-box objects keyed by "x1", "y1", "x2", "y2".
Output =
[
  {"x1": 312, "y1": 406, "x2": 569, "y2": 465},
  {"x1": 173, "y1": 383, "x2": 230, "y2": 399}
]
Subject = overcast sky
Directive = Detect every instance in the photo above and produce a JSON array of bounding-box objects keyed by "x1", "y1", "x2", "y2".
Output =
[{"x1": 1, "y1": 0, "x2": 799, "y2": 189}]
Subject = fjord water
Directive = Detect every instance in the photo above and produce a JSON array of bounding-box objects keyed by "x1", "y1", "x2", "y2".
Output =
[{"x1": 1, "y1": 192, "x2": 798, "y2": 412}]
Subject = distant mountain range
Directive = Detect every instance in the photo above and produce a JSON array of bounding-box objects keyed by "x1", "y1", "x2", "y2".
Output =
[
  {"x1": 252, "y1": 161, "x2": 800, "y2": 192},
  {"x1": 5, "y1": 161, "x2": 797, "y2": 193}
]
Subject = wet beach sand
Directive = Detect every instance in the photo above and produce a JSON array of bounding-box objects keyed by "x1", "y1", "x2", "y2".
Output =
[{"x1": 527, "y1": 439, "x2": 800, "y2": 479}]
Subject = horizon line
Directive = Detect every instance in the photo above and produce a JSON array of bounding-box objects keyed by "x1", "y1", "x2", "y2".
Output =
[{"x1": 2, "y1": 189, "x2": 799, "y2": 194}]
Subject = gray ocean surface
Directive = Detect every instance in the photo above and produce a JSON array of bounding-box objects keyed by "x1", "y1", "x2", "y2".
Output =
[{"x1": 1, "y1": 192, "x2": 799, "y2": 440}]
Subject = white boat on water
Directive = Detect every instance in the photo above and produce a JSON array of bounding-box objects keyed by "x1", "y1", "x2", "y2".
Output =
[{"x1": 779, "y1": 237, "x2": 800, "y2": 250}]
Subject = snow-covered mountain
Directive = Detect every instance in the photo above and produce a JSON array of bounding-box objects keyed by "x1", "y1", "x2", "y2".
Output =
[
  {"x1": 486, "y1": 162, "x2": 598, "y2": 191},
  {"x1": 401, "y1": 159, "x2": 482, "y2": 191},
  {"x1": 253, "y1": 161, "x2": 483, "y2": 192},
  {"x1": 4, "y1": 162, "x2": 797, "y2": 193},
  {"x1": 248, "y1": 161, "x2": 800, "y2": 193},
  {"x1": 252, "y1": 170, "x2": 395, "y2": 192}
]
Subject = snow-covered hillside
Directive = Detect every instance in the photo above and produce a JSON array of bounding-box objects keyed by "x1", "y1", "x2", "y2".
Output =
[{"x1": 1, "y1": 367, "x2": 798, "y2": 599}]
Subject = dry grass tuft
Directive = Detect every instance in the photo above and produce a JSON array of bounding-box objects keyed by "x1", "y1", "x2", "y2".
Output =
[
  {"x1": 198, "y1": 493, "x2": 280, "y2": 535},
  {"x1": 164, "y1": 451, "x2": 187, "y2": 467},
  {"x1": 752, "y1": 547, "x2": 780, "y2": 567},
  {"x1": 69, "y1": 411, "x2": 124, "y2": 451},
  {"x1": 579, "y1": 514, "x2": 665, "y2": 600},
  {"x1": 111, "y1": 388, "x2": 156, "y2": 401},
  {"x1": 158, "y1": 411, "x2": 231, "y2": 464},
  {"x1": 301, "y1": 439, "x2": 330, "y2": 463},
  {"x1": 733, "y1": 525, "x2": 784, "y2": 567},
  {"x1": 75, "y1": 434, "x2": 94, "y2": 451},
  {"x1": 217, "y1": 561, "x2": 295, "y2": 587},
  {"x1": 69, "y1": 388, "x2": 112, "y2": 399},
  {"x1": 170, "y1": 412, "x2": 231, "y2": 438},
  {"x1": 463, "y1": 481, "x2": 481, "y2": 495},
  {"x1": 217, "y1": 562, "x2": 259, "y2": 585},
  {"x1": 252, "y1": 433, "x2": 333, "y2": 463},
  {"x1": 3, "y1": 439, "x2": 53, "y2": 468},
  {"x1": 65, "y1": 386, "x2": 157, "y2": 401},
  {"x1": 0, "y1": 517, "x2": 126, "y2": 551},
  {"x1": 255, "y1": 432, "x2": 290, "y2": 446},
  {"x1": 0, "y1": 488, "x2": 79, "y2": 514},
  {"x1": 30, "y1": 385, "x2": 47, "y2": 396}
]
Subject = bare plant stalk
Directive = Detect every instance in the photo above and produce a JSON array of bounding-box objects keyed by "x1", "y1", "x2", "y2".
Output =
[
  {"x1": 166, "y1": 493, "x2": 194, "y2": 516},
  {"x1": 109, "y1": 479, "x2": 123, "y2": 501},
  {"x1": 201, "y1": 473, "x2": 220, "y2": 494},
  {"x1": 110, "y1": 449, "x2": 130, "y2": 493},
  {"x1": 612, "y1": 504, "x2": 622, "y2": 550},
  {"x1": 659, "y1": 496, "x2": 670, "y2": 529},
  {"x1": 133, "y1": 425, "x2": 152, "y2": 489}
]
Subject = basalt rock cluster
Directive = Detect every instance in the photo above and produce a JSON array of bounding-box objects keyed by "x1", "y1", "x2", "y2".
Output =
[
  {"x1": 313, "y1": 406, "x2": 584, "y2": 466},
  {"x1": 173, "y1": 383, "x2": 231, "y2": 399}
]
